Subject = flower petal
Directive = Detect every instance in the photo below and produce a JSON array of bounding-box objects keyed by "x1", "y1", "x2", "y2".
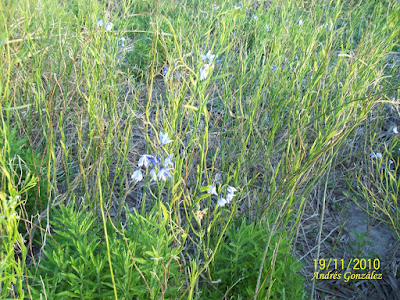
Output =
[
  {"x1": 226, "y1": 193, "x2": 234, "y2": 203},
  {"x1": 217, "y1": 197, "x2": 227, "y2": 207},
  {"x1": 150, "y1": 168, "x2": 157, "y2": 181},
  {"x1": 105, "y1": 22, "x2": 113, "y2": 31},
  {"x1": 158, "y1": 168, "x2": 173, "y2": 181},
  {"x1": 138, "y1": 155, "x2": 154, "y2": 168},
  {"x1": 160, "y1": 132, "x2": 173, "y2": 145},
  {"x1": 162, "y1": 66, "x2": 168, "y2": 76},
  {"x1": 207, "y1": 185, "x2": 218, "y2": 196},
  {"x1": 131, "y1": 169, "x2": 143, "y2": 182},
  {"x1": 164, "y1": 154, "x2": 174, "y2": 167},
  {"x1": 227, "y1": 186, "x2": 237, "y2": 194}
]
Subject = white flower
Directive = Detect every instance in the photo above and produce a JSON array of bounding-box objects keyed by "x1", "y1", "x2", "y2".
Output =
[
  {"x1": 138, "y1": 155, "x2": 154, "y2": 168},
  {"x1": 217, "y1": 197, "x2": 228, "y2": 207},
  {"x1": 97, "y1": 19, "x2": 103, "y2": 27},
  {"x1": 150, "y1": 168, "x2": 157, "y2": 181},
  {"x1": 201, "y1": 51, "x2": 216, "y2": 64},
  {"x1": 227, "y1": 186, "x2": 237, "y2": 195},
  {"x1": 164, "y1": 154, "x2": 174, "y2": 167},
  {"x1": 105, "y1": 22, "x2": 113, "y2": 31},
  {"x1": 158, "y1": 168, "x2": 173, "y2": 181},
  {"x1": 369, "y1": 152, "x2": 382, "y2": 159},
  {"x1": 200, "y1": 64, "x2": 213, "y2": 81},
  {"x1": 131, "y1": 169, "x2": 143, "y2": 182},
  {"x1": 226, "y1": 193, "x2": 234, "y2": 203},
  {"x1": 206, "y1": 185, "x2": 218, "y2": 196},
  {"x1": 393, "y1": 126, "x2": 398, "y2": 134},
  {"x1": 160, "y1": 132, "x2": 173, "y2": 146},
  {"x1": 253, "y1": 14, "x2": 258, "y2": 21},
  {"x1": 298, "y1": 19, "x2": 303, "y2": 25}
]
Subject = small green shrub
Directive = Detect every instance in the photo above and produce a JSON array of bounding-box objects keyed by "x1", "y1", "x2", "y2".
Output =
[
  {"x1": 28, "y1": 202, "x2": 185, "y2": 299},
  {"x1": 0, "y1": 194, "x2": 27, "y2": 299},
  {"x1": 0, "y1": 127, "x2": 46, "y2": 216},
  {"x1": 206, "y1": 218, "x2": 306, "y2": 299},
  {"x1": 0, "y1": 153, "x2": 37, "y2": 299}
]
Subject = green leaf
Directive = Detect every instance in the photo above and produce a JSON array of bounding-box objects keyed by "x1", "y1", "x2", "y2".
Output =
[
  {"x1": 2, "y1": 103, "x2": 32, "y2": 111},
  {"x1": 56, "y1": 291, "x2": 79, "y2": 298},
  {"x1": 134, "y1": 257, "x2": 147, "y2": 264},
  {"x1": 200, "y1": 186, "x2": 212, "y2": 192},
  {"x1": 160, "y1": 202, "x2": 169, "y2": 223}
]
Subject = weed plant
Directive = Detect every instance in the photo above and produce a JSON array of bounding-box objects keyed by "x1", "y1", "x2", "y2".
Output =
[{"x1": 1, "y1": 0, "x2": 399, "y2": 299}]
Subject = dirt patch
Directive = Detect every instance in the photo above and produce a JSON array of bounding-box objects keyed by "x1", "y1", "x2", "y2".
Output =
[
  {"x1": 343, "y1": 202, "x2": 397, "y2": 259},
  {"x1": 297, "y1": 189, "x2": 400, "y2": 299}
]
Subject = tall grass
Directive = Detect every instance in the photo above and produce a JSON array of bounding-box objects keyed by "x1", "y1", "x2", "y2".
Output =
[{"x1": 1, "y1": 0, "x2": 399, "y2": 298}]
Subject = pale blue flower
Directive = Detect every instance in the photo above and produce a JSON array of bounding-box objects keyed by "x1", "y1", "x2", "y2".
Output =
[
  {"x1": 158, "y1": 168, "x2": 173, "y2": 181},
  {"x1": 160, "y1": 132, "x2": 173, "y2": 146},
  {"x1": 253, "y1": 14, "x2": 258, "y2": 21},
  {"x1": 151, "y1": 156, "x2": 162, "y2": 166},
  {"x1": 164, "y1": 154, "x2": 174, "y2": 167},
  {"x1": 217, "y1": 197, "x2": 227, "y2": 207},
  {"x1": 212, "y1": 4, "x2": 219, "y2": 10},
  {"x1": 131, "y1": 169, "x2": 143, "y2": 182},
  {"x1": 265, "y1": 24, "x2": 270, "y2": 32},
  {"x1": 271, "y1": 65, "x2": 277, "y2": 72},
  {"x1": 105, "y1": 22, "x2": 113, "y2": 31},
  {"x1": 150, "y1": 168, "x2": 157, "y2": 181},
  {"x1": 138, "y1": 155, "x2": 154, "y2": 168},
  {"x1": 226, "y1": 193, "x2": 234, "y2": 203},
  {"x1": 206, "y1": 185, "x2": 218, "y2": 196},
  {"x1": 174, "y1": 73, "x2": 180, "y2": 79},
  {"x1": 200, "y1": 64, "x2": 213, "y2": 81},
  {"x1": 97, "y1": 19, "x2": 103, "y2": 27},
  {"x1": 227, "y1": 186, "x2": 237, "y2": 195},
  {"x1": 370, "y1": 152, "x2": 382, "y2": 159},
  {"x1": 162, "y1": 66, "x2": 168, "y2": 76},
  {"x1": 201, "y1": 51, "x2": 216, "y2": 64}
]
